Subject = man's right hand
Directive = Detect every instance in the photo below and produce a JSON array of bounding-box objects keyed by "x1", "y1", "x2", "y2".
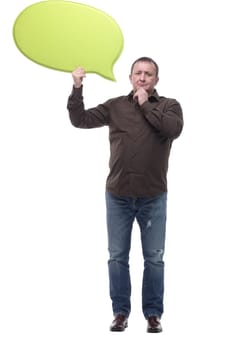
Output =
[{"x1": 72, "y1": 67, "x2": 86, "y2": 88}]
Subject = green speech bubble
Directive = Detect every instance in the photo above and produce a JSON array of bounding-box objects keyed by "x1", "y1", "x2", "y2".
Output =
[{"x1": 13, "y1": 1, "x2": 124, "y2": 81}]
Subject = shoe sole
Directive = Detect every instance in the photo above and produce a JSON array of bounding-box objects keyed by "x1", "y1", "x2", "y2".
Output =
[
  {"x1": 147, "y1": 328, "x2": 162, "y2": 333},
  {"x1": 110, "y1": 323, "x2": 128, "y2": 332}
]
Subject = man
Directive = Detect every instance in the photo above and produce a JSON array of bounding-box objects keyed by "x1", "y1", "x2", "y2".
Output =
[{"x1": 67, "y1": 57, "x2": 183, "y2": 332}]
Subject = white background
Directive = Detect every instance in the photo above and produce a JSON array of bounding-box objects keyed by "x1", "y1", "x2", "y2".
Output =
[{"x1": 1, "y1": 0, "x2": 233, "y2": 349}]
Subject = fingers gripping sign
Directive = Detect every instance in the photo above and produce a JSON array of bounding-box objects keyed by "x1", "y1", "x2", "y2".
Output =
[{"x1": 72, "y1": 67, "x2": 86, "y2": 88}]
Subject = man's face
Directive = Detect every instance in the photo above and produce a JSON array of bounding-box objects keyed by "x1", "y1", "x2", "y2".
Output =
[{"x1": 129, "y1": 61, "x2": 159, "y2": 95}]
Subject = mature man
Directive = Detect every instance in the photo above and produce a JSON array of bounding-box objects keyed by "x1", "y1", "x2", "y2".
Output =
[{"x1": 67, "y1": 57, "x2": 183, "y2": 332}]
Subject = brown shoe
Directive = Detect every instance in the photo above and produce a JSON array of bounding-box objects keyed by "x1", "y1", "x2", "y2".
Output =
[
  {"x1": 110, "y1": 314, "x2": 128, "y2": 332},
  {"x1": 147, "y1": 316, "x2": 162, "y2": 333}
]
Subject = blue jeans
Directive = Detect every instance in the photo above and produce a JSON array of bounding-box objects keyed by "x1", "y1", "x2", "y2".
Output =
[{"x1": 106, "y1": 191, "x2": 167, "y2": 319}]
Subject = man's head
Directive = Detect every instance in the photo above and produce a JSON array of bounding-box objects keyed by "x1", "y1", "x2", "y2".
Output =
[{"x1": 129, "y1": 57, "x2": 159, "y2": 95}]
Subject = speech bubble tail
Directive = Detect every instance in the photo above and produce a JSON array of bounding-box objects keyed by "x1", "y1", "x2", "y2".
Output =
[
  {"x1": 107, "y1": 74, "x2": 116, "y2": 82},
  {"x1": 85, "y1": 69, "x2": 116, "y2": 82},
  {"x1": 98, "y1": 68, "x2": 116, "y2": 82}
]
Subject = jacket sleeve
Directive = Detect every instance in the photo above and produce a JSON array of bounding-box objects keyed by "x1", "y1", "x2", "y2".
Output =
[
  {"x1": 140, "y1": 98, "x2": 183, "y2": 139},
  {"x1": 67, "y1": 86, "x2": 109, "y2": 128}
]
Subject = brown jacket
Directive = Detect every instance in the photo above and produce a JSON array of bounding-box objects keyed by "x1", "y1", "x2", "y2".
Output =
[{"x1": 67, "y1": 86, "x2": 183, "y2": 197}]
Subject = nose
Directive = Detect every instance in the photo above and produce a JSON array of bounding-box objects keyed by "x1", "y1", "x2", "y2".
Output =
[{"x1": 139, "y1": 73, "x2": 146, "y2": 81}]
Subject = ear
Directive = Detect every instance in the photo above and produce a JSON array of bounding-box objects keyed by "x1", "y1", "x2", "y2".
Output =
[
  {"x1": 155, "y1": 76, "x2": 159, "y2": 85},
  {"x1": 129, "y1": 74, "x2": 132, "y2": 84}
]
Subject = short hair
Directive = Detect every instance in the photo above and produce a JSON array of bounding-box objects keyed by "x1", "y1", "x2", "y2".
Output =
[{"x1": 130, "y1": 57, "x2": 159, "y2": 77}]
